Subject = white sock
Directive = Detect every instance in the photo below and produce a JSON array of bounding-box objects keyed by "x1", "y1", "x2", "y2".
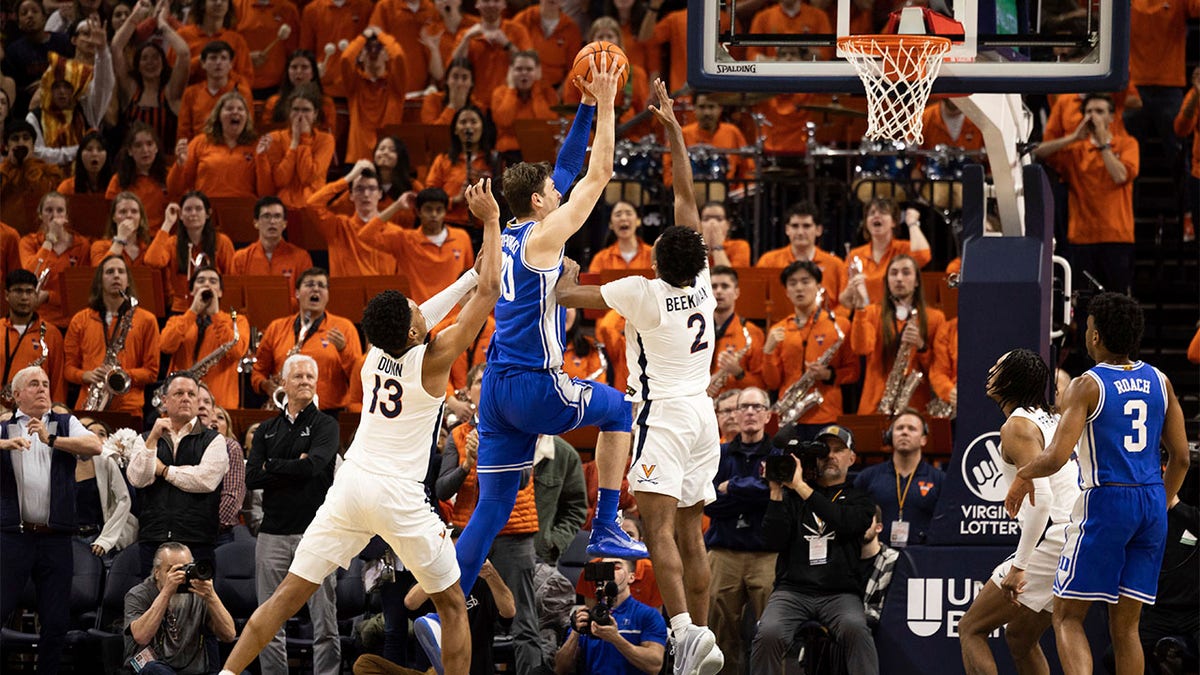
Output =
[
  {"x1": 219, "y1": 670, "x2": 236, "y2": 675},
  {"x1": 670, "y1": 612, "x2": 693, "y2": 635}
]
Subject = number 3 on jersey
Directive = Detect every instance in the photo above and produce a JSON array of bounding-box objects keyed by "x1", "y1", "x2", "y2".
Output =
[
  {"x1": 687, "y1": 313, "x2": 709, "y2": 354},
  {"x1": 1122, "y1": 399, "x2": 1147, "y2": 452},
  {"x1": 369, "y1": 374, "x2": 403, "y2": 418}
]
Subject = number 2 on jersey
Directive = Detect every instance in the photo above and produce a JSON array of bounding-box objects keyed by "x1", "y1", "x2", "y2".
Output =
[
  {"x1": 687, "y1": 313, "x2": 709, "y2": 354},
  {"x1": 1122, "y1": 399, "x2": 1147, "y2": 452},
  {"x1": 369, "y1": 374, "x2": 403, "y2": 418}
]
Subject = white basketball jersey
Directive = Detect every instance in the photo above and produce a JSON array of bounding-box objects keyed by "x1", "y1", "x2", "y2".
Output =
[
  {"x1": 345, "y1": 345, "x2": 444, "y2": 476},
  {"x1": 1000, "y1": 407, "x2": 1081, "y2": 527},
  {"x1": 600, "y1": 269, "x2": 716, "y2": 402}
]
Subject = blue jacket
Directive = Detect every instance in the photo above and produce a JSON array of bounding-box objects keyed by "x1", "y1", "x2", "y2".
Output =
[
  {"x1": 0, "y1": 412, "x2": 77, "y2": 532},
  {"x1": 703, "y1": 435, "x2": 777, "y2": 551}
]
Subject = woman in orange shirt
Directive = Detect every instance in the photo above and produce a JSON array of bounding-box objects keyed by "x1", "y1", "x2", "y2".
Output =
[
  {"x1": 839, "y1": 197, "x2": 932, "y2": 309},
  {"x1": 326, "y1": 135, "x2": 421, "y2": 226},
  {"x1": 420, "y1": 58, "x2": 485, "y2": 125},
  {"x1": 17, "y1": 192, "x2": 92, "y2": 329},
  {"x1": 145, "y1": 191, "x2": 236, "y2": 312},
  {"x1": 588, "y1": 200, "x2": 654, "y2": 272},
  {"x1": 561, "y1": 307, "x2": 606, "y2": 384},
  {"x1": 177, "y1": 0, "x2": 254, "y2": 84},
  {"x1": 90, "y1": 192, "x2": 154, "y2": 266},
  {"x1": 167, "y1": 91, "x2": 261, "y2": 199},
  {"x1": 106, "y1": 122, "x2": 170, "y2": 229},
  {"x1": 57, "y1": 130, "x2": 112, "y2": 194},
  {"x1": 254, "y1": 83, "x2": 335, "y2": 209},
  {"x1": 424, "y1": 105, "x2": 501, "y2": 228},
  {"x1": 260, "y1": 49, "x2": 337, "y2": 132}
]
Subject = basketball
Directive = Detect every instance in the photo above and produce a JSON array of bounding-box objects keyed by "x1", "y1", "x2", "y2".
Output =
[{"x1": 569, "y1": 41, "x2": 629, "y2": 91}]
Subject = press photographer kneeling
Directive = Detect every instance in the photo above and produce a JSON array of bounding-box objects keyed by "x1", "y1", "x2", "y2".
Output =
[
  {"x1": 554, "y1": 559, "x2": 667, "y2": 675},
  {"x1": 749, "y1": 425, "x2": 879, "y2": 675}
]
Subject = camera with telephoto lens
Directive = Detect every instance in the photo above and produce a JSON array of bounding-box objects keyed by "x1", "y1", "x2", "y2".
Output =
[
  {"x1": 176, "y1": 561, "x2": 214, "y2": 592},
  {"x1": 768, "y1": 426, "x2": 831, "y2": 484},
  {"x1": 578, "y1": 561, "x2": 618, "y2": 636}
]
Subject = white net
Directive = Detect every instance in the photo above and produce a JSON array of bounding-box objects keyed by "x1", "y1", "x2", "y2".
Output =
[{"x1": 838, "y1": 36, "x2": 951, "y2": 145}]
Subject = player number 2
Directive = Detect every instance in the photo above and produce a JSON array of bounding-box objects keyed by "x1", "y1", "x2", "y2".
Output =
[
  {"x1": 369, "y1": 374, "x2": 403, "y2": 419},
  {"x1": 687, "y1": 313, "x2": 709, "y2": 354},
  {"x1": 1122, "y1": 399, "x2": 1147, "y2": 453}
]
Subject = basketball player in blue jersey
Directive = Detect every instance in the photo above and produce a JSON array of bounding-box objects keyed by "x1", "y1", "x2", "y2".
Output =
[
  {"x1": 556, "y1": 78, "x2": 725, "y2": 675},
  {"x1": 1006, "y1": 293, "x2": 1191, "y2": 675},
  {"x1": 217, "y1": 178, "x2": 503, "y2": 675},
  {"x1": 452, "y1": 52, "x2": 646, "y2": 607}
]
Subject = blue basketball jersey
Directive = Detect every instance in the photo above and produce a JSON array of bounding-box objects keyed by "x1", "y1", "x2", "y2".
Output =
[
  {"x1": 486, "y1": 219, "x2": 566, "y2": 372},
  {"x1": 1077, "y1": 361, "x2": 1167, "y2": 488}
]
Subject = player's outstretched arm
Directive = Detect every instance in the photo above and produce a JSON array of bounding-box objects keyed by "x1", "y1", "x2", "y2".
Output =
[
  {"x1": 424, "y1": 179, "x2": 502, "y2": 393},
  {"x1": 1161, "y1": 376, "x2": 1191, "y2": 505},
  {"x1": 527, "y1": 54, "x2": 625, "y2": 261},
  {"x1": 1006, "y1": 374, "x2": 1098, "y2": 517},
  {"x1": 555, "y1": 257, "x2": 608, "y2": 310},
  {"x1": 648, "y1": 78, "x2": 699, "y2": 233},
  {"x1": 999, "y1": 416, "x2": 1053, "y2": 572}
]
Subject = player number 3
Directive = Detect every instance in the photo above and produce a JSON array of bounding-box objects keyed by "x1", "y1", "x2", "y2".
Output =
[
  {"x1": 1122, "y1": 399, "x2": 1147, "y2": 453},
  {"x1": 369, "y1": 374, "x2": 404, "y2": 418}
]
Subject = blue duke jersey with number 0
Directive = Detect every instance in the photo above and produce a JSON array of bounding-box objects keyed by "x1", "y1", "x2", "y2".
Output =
[
  {"x1": 346, "y1": 345, "x2": 445, "y2": 475},
  {"x1": 486, "y1": 220, "x2": 567, "y2": 372},
  {"x1": 1077, "y1": 361, "x2": 1168, "y2": 489}
]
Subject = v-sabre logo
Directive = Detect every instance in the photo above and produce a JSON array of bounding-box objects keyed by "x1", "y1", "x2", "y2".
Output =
[{"x1": 906, "y1": 578, "x2": 996, "y2": 639}]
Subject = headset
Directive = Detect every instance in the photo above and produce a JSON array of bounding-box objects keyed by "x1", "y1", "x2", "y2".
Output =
[{"x1": 883, "y1": 409, "x2": 929, "y2": 447}]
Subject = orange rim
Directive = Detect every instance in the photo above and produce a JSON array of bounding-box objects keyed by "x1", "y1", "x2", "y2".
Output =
[{"x1": 837, "y1": 35, "x2": 952, "y2": 59}]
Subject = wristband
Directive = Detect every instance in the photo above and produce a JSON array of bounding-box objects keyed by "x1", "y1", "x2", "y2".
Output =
[
  {"x1": 710, "y1": 245, "x2": 724, "y2": 251},
  {"x1": 46, "y1": 434, "x2": 57, "y2": 448},
  {"x1": 1099, "y1": 143, "x2": 1112, "y2": 151},
  {"x1": 113, "y1": 238, "x2": 128, "y2": 246}
]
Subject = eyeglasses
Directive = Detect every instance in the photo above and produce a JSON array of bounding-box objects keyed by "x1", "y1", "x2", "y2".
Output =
[
  {"x1": 300, "y1": 281, "x2": 328, "y2": 290},
  {"x1": 737, "y1": 402, "x2": 768, "y2": 413},
  {"x1": 716, "y1": 408, "x2": 737, "y2": 416}
]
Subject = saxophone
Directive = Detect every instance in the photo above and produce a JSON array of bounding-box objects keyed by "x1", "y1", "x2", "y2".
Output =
[
  {"x1": 0, "y1": 324, "x2": 48, "y2": 408},
  {"x1": 877, "y1": 307, "x2": 922, "y2": 416},
  {"x1": 83, "y1": 293, "x2": 138, "y2": 411},
  {"x1": 151, "y1": 310, "x2": 241, "y2": 408},
  {"x1": 927, "y1": 396, "x2": 955, "y2": 419},
  {"x1": 707, "y1": 324, "x2": 752, "y2": 397},
  {"x1": 587, "y1": 341, "x2": 610, "y2": 381},
  {"x1": 772, "y1": 307, "x2": 845, "y2": 425},
  {"x1": 265, "y1": 316, "x2": 310, "y2": 410}
]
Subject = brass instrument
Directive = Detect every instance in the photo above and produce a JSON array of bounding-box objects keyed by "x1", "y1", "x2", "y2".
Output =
[
  {"x1": 33, "y1": 268, "x2": 51, "y2": 296},
  {"x1": 152, "y1": 310, "x2": 241, "y2": 408},
  {"x1": 83, "y1": 292, "x2": 138, "y2": 411},
  {"x1": 265, "y1": 316, "x2": 310, "y2": 410},
  {"x1": 0, "y1": 324, "x2": 48, "y2": 408},
  {"x1": 587, "y1": 341, "x2": 610, "y2": 382},
  {"x1": 927, "y1": 396, "x2": 955, "y2": 419},
  {"x1": 877, "y1": 307, "x2": 921, "y2": 416},
  {"x1": 240, "y1": 326, "x2": 262, "y2": 374},
  {"x1": 772, "y1": 295, "x2": 844, "y2": 425},
  {"x1": 707, "y1": 325, "x2": 752, "y2": 397}
]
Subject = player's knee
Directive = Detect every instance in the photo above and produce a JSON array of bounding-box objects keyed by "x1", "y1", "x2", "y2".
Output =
[{"x1": 1004, "y1": 621, "x2": 1040, "y2": 654}]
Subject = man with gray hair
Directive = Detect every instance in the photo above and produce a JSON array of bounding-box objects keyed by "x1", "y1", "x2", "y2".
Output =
[
  {"x1": 124, "y1": 541, "x2": 237, "y2": 674},
  {"x1": 1, "y1": 365, "x2": 102, "y2": 674},
  {"x1": 245, "y1": 353, "x2": 341, "y2": 674}
]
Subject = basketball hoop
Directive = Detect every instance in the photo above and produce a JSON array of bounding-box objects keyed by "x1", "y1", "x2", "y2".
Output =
[{"x1": 837, "y1": 35, "x2": 951, "y2": 145}]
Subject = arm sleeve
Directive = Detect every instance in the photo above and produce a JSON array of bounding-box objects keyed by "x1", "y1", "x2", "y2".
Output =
[
  {"x1": 1013, "y1": 477, "x2": 1053, "y2": 569},
  {"x1": 550, "y1": 103, "x2": 595, "y2": 193},
  {"x1": 125, "y1": 436, "x2": 158, "y2": 488},
  {"x1": 164, "y1": 434, "x2": 229, "y2": 493},
  {"x1": 436, "y1": 431, "x2": 468, "y2": 500},
  {"x1": 418, "y1": 269, "x2": 479, "y2": 327}
]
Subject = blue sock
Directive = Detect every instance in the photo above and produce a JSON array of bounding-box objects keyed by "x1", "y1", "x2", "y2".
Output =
[
  {"x1": 455, "y1": 470, "x2": 521, "y2": 592},
  {"x1": 597, "y1": 488, "x2": 620, "y2": 525}
]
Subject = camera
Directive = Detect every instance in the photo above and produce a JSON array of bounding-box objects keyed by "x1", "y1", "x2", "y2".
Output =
[
  {"x1": 176, "y1": 561, "x2": 214, "y2": 592},
  {"x1": 770, "y1": 426, "x2": 831, "y2": 484},
  {"x1": 578, "y1": 561, "x2": 618, "y2": 635}
]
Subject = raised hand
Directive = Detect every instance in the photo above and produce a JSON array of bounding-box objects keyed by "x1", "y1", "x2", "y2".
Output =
[
  {"x1": 162, "y1": 203, "x2": 181, "y2": 233},
  {"x1": 576, "y1": 53, "x2": 625, "y2": 109},
  {"x1": 464, "y1": 178, "x2": 499, "y2": 222},
  {"x1": 647, "y1": 78, "x2": 679, "y2": 130}
]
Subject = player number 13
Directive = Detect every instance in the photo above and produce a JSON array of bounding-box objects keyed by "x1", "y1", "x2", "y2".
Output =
[{"x1": 369, "y1": 374, "x2": 404, "y2": 418}]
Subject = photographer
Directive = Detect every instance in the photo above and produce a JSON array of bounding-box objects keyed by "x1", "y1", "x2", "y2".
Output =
[
  {"x1": 124, "y1": 542, "x2": 236, "y2": 674},
  {"x1": 554, "y1": 559, "x2": 667, "y2": 675},
  {"x1": 750, "y1": 425, "x2": 878, "y2": 675}
]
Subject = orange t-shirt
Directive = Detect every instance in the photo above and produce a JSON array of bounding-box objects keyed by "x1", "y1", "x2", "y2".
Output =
[
  {"x1": 1043, "y1": 86, "x2": 1136, "y2": 141},
  {"x1": 512, "y1": 6, "x2": 582, "y2": 86},
  {"x1": 298, "y1": 0, "x2": 375, "y2": 98},
  {"x1": 340, "y1": 33, "x2": 408, "y2": 163},
  {"x1": 1042, "y1": 134, "x2": 1139, "y2": 244},
  {"x1": 844, "y1": 239, "x2": 933, "y2": 305},
  {"x1": 463, "y1": 20, "x2": 533, "y2": 105},
  {"x1": 160, "y1": 309, "x2": 251, "y2": 409},
  {"x1": 423, "y1": 153, "x2": 497, "y2": 226},
  {"x1": 763, "y1": 312, "x2": 857, "y2": 424},
  {"x1": 233, "y1": 0, "x2": 301, "y2": 91},
  {"x1": 919, "y1": 104, "x2": 984, "y2": 151},
  {"x1": 710, "y1": 314, "x2": 765, "y2": 396},
  {"x1": 64, "y1": 306, "x2": 162, "y2": 415},
  {"x1": 1174, "y1": 88, "x2": 1200, "y2": 180},
  {"x1": 587, "y1": 240, "x2": 653, "y2": 273},
  {"x1": 305, "y1": 179, "x2": 399, "y2": 276},
  {"x1": 17, "y1": 231, "x2": 92, "y2": 328},
  {"x1": 369, "y1": 0, "x2": 440, "y2": 93},
  {"x1": 419, "y1": 89, "x2": 491, "y2": 125},
  {"x1": 177, "y1": 76, "x2": 254, "y2": 143},
  {"x1": 143, "y1": 229, "x2": 236, "y2": 312},
  {"x1": 929, "y1": 316, "x2": 957, "y2": 402},
  {"x1": 663, "y1": 122, "x2": 756, "y2": 186},
  {"x1": 490, "y1": 83, "x2": 560, "y2": 154},
  {"x1": 710, "y1": 239, "x2": 751, "y2": 268},
  {"x1": 167, "y1": 136, "x2": 261, "y2": 200},
  {"x1": 106, "y1": 174, "x2": 170, "y2": 230},
  {"x1": 746, "y1": 3, "x2": 832, "y2": 61},
  {"x1": 618, "y1": 19, "x2": 660, "y2": 81},
  {"x1": 649, "y1": 10, "x2": 689, "y2": 93},
  {"x1": 758, "y1": 93, "x2": 814, "y2": 154},
  {"x1": 595, "y1": 309, "x2": 628, "y2": 394},
  {"x1": 358, "y1": 221, "x2": 475, "y2": 304},
  {"x1": 88, "y1": 238, "x2": 152, "y2": 267},
  {"x1": 849, "y1": 303, "x2": 945, "y2": 414},
  {"x1": 757, "y1": 245, "x2": 848, "y2": 311},
  {"x1": 230, "y1": 239, "x2": 313, "y2": 279},
  {"x1": 251, "y1": 310, "x2": 364, "y2": 409},
  {"x1": 561, "y1": 338, "x2": 604, "y2": 382},
  {"x1": 0, "y1": 317, "x2": 67, "y2": 403},
  {"x1": 1129, "y1": 0, "x2": 1200, "y2": 88},
  {"x1": 176, "y1": 25, "x2": 255, "y2": 85},
  {"x1": 254, "y1": 128, "x2": 336, "y2": 209}
]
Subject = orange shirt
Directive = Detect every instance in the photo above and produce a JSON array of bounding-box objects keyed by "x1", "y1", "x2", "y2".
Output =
[
  {"x1": 512, "y1": 6, "x2": 582, "y2": 86},
  {"x1": 1175, "y1": 88, "x2": 1200, "y2": 180},
  {"x1": 88, "y1": 238, "x2": 152, "y2": 267},
  {"x1": 844, "y1": 239, "x2": 933, "y2": 305},
  {"x1": 56, "y1": 176, "x2": 107, "y2": 195},
  {"x1": 463, "y1": 20, "x2": 533, "y2": 106},
  {"x1": 254, "y1": 128, "x2": 336, "y2": 209},
  {"x1": 176, "y1": 25, "x2": 255, "y2": 85},
  {"x1": 160, "y1": 309, "x2": 251, "y2": 408},
  {"x1": 233, "y1": 0, "x2": 302, "y2": 91},
  {"x1": 490, "y1": 83, "x2": 560, "y2": 154},
  {"x1": 297, "y1": 0, "x2": 375, "y2": 98},
  {"x1": 358, "y1": 221, "x2": 475, "y2": 304},
  {"x1": 340, "y1": 33, "x2": 408, "y2": 163},
  {"x1": 177, "y1": 76, "x2": 254, "y2": 143},
  {"x1": 929, "y1": 316, "x2": 956, "y2": 402},
  {"x1": 1042, "y1": 134, "x2": 1139, "y2": 244},
  {"x1": 1043, "y1": 86, "x2": 1135, "y2": 141},
  {"x1": 758, "y1": 93, "x2": 814, "y2": 154},
  {"x1": 763, "y1": 312, "x2": 857, "y2": 424},
  {"x1": 587, "y1": 240, "x2": 653, "y2": 273},
  {"x1": 945, "y1": 257, "x2": 961, "y2": 276},
  {"x1": 106, "y1": 174, "x2": 170, "y2": 230},
  {"x1": 850, "y1": 303, "x2": 945, "y2": 414},
  {"x1": 369, "y1": 0, "x2": 440, "y2": 93},
  {"x1": 618, "y1": 19, "x2": 660, "y2": 81},
  {"x1": 746, "y1": 3, "x2": 832, "y2": 61},
  {"x1": 230, "y1": 239, "x2": 313, "y2": 280},
  {"x1": 1129, "y1": 0, "x2": 1200, "y2": 88},
  {"x1": 650, "y1": 10, "x2": 689, "y2": 93},
  {"x1": 64, "y1": 305, "x2": 162, "y2": 415},
  {"x1": 167, "y1": 136, "x2": 261, "y2": 200},
  {"x1": 448, "y1": 420, "x2": 539, "y2": 534},
  {"x1": 919, "y1": 105, "x2": 984, "y2": 151},
  {"x1": 757, "y1": 245, "x2": 848, "y2": 311},
  {"x1": 423, "y1": 153, "x2": 497, "y2": 226},
  {"x1": 345, "y1": 350, "x2": 368, "y2": 413},
  {"x1": 595, "y1": 309, "x2": 629, "y2": 394},
  {"x1": 711, "y1": 239, "x2": 751, "y2": 268},
  {"x1": 143, "y1": 229, "x2": 236, "y2": 312},
  {"x1": 305, "y1": 179, "x2": 399, "y2": 276},
  {"x1": 260, "y1": 94, "x2": 338, "y2": 133},
  {"x1": 325, "y1": 181, "x2": 424, "y2": 228},
  {"x1": 0, "y1": 316, "x2": 67, "y2": 403},
  {"x1": 561, "y1": 338, "x2": 604, "y2": 382},
  {"x1": 1, "y1": 159, "x2": 64, "y2": 204},
  {"x1": 419, "y1": 91, "x2": 478, "y2": 125},
  {"x1": 18, "y1": 231, "x2": 92, "y2": 328},
  {"x1": 664, "y1": 122, "x2": 755, "y2": 186},
  {"x1": 251, "y1": 310, "x2": 364, "y2": 408},
  {"x1": 1, "y1": 223, "x2": 20, "y2": 275},
  {"x1": 710, "y1": 314, "x2": 765, "y2": 396}
]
